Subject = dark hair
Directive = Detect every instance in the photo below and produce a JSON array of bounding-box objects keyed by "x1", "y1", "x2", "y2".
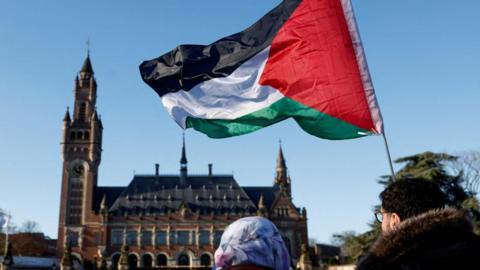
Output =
[{"x1": 380, "y1": 178, "x2": 446, "y2": 220}]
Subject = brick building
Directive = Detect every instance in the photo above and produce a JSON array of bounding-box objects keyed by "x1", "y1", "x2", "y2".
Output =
[{"x1": 57, "y1": 55, "x2": 309, "y2": 269}]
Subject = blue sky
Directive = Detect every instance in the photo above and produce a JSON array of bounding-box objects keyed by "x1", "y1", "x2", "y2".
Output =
[{"x1": 0, "y1": 0, "x2": 479, "y2": 243}]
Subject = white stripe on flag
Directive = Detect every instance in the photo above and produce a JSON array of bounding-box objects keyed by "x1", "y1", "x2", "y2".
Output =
[{"x1": 161, "y1": 47, "x2": 284, "y2": 128}]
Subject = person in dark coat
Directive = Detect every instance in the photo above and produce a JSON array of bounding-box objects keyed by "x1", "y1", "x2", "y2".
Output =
[{"x1": 357, "y1": 178, "x2": 480, "y2": 270}]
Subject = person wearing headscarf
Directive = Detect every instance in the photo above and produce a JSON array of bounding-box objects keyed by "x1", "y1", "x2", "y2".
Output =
[{"x1": 214, "y1": 216, "x2": 290, "y2": 270}]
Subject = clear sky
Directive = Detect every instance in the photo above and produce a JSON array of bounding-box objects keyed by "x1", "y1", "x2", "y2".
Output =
[{"x1": 0, "y1": 0, "x2": 479, "y2": 243}]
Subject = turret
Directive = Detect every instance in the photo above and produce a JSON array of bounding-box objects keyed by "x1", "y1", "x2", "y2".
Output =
[
  {"x1": 61, "y1": 107, "x2": 71, "y2": 158},
  {"x1": 257, "y1": 193, "x2": 268, "y2": 217}
]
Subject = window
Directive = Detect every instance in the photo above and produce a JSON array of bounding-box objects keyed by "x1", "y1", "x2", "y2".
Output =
[
  {"x1": 199, "y1": 230, "x2": 210, "y2": 245},
  {"x1": 178, "y1": 254, "x2": 190, "y2": 266},
  {"x1": 177, "y1": 231, "x2": 189, "y2": 245},
  {"x1": 142, "y1": 254, "x2": 153, "y2": 268},
  {"x1": 141, "y1": 231, "x2": 152, "y2": 246},
  {"x1": 200, "y1": 254, "x2": 211, "y2": 267},
  {"x1": 79, "y1": 103, "x2": 87, "y2": 122},
  {"x1": 169, "y1": 231, "x2": 176, "y2": 245},
  {"x1": 112, "y1": 254, "x2": 121, "y2": 270},
  {"x1": 191, "y1": 231, "x2": 196, "y2": 245},
  {"x1": 156, "y1": 254, "x2": 167, "y2": 266},
  {"x1": 126, "y1": 231, "x2": 137, "y2": 246},
  {"x1": 111, "y1": 230, "x2": 123, "y2": 245},
  {"x1": 128, "y1": 254, "x2": 138, "y2": 269},
  {"x1": 68, "y1": 231, "x2": 79, "y2": 247},
  {"x1": 155, "y1": 231, "x2": 167, "y2": 245},
  {"x1": 213, "y1": 231, "x2": 223, "y2": 248}
]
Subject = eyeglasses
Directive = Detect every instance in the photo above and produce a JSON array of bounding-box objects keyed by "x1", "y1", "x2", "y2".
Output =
[{"x1": 374, "y1": 211, "x2": 387, "y2": 223}]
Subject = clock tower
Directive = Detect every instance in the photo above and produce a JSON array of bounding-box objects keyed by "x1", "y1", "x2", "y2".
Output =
[{"x1": 58, "y1": 54, "x2": 103, "y2": 254}]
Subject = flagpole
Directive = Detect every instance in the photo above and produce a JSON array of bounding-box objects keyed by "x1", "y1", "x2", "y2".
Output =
[{"x1": 382, "y1": 131, "x2": 397, "y2": 182}]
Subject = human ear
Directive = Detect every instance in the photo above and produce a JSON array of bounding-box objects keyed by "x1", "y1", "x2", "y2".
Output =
[{"x1": 389, "y1": 213, "x2": 401, "y2": 230}]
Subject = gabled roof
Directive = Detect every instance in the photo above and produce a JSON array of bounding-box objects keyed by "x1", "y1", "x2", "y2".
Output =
[
  {"x1": 93, "y1": 186, "x2": 125, "y2": 213},
  {"x1": 242, "y1": 186, "x2": 277, "y2": 209},
  {"x1": 107, "y1": 174, "x2": 257, "y2": 216}
]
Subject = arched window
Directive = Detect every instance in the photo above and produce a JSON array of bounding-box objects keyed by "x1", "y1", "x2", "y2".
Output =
[
  {"x1": 128, "y1": 254, "x2": 138, "y2": 269},
  {"x1": 200, "y1": 254, "x2": 211, "y2": 267},
  {"x1": 70, "y1": 132, "x2": 76, "y2": 140},
  {"x1": 156, "y1": 254, "x2": 167, "y2": 267},
  {"x1": 111, "y1": 254, "x2": 121, "y2": 270},
  {"x1": 79, "y1": 103, "x2": 87, "y2": 122},
  {"x1": 282, "y1": 236, "x2": 292, "y2": 257},
  {"x1": 84, "y1": 131, "x2": 90, "y2": 140},
  {"x1": 142, "y1": 254, "x2": 153, "y2": 268},
  {"x1": 77, "y1": 131, "x2": 83, "y2": 140},
  {"x1": 177, "y1": 254, "x2": 190, "y2": 266}
]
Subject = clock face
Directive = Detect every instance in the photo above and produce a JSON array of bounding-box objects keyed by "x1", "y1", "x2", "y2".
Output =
[{"x1": 72, "y1": 164, "x2": 85, "y2": 177}]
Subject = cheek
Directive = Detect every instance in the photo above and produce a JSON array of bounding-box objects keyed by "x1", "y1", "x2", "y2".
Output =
[{"x1": 381, "y1": 219, "x2": 389, "y2": 232}]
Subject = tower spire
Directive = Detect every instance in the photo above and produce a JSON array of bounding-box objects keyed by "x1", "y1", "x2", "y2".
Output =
[
  {"x1": 80, "y1": 55, "x2": 94, "y2": 74},
  {"x1": 180, "y1": 133, "x2": 187, "y2": 186},
  {"x1": 180, "y1": 132, "x2": 187, "y2": 165},
  {"x1": 275, "y1": 141, "x2": 287, "y2": 184},
  {"x1": 274, "y1": 141, "x2": 291, "y2": 196}
]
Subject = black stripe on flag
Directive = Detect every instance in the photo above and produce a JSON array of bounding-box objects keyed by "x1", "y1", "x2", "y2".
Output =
[{"x1": 139, "y1": 0, "x2": 301, "y2": 97}]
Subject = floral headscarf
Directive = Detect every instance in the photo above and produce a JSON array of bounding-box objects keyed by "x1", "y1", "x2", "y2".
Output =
[{"x1": 214, "y1": 216, "x2": 290, "y2": 270}]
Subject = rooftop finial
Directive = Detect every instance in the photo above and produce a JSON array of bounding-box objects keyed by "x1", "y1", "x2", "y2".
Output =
[
  {"x1": 86, "y1": 38, "x2": 90, "y2": 56},
  {"x1": 80, "y1": 40, "x2": 94, "y2": 75}
]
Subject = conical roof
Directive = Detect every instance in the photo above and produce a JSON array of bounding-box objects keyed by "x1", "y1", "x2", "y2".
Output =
[
  {"x1": 276, "y1": 145, "x2": 286, "y2": 169},
  {"x1": 80, "y1": 55, "x2": 94, "y2": 73},
  {"x1": 63, "y1": 107, "x2": 71, "y2": 122}
]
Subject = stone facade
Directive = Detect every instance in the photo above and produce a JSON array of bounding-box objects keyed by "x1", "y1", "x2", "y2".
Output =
[{"x1": 57, "y1": 56, "x2": 309, "y2": 269}]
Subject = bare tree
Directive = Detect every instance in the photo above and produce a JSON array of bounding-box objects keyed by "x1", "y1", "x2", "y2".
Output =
[
  {"x1": 0, "y1": 209, "x2": 5, "y2": 233},
  {"x1": 451, "y1": 151, "x2": 480, "y2": 194},
  {"x1": 19, "y1": 220, "x2": 41, "y2": 233}
]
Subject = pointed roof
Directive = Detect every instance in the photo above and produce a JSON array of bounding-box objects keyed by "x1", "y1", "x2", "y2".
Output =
[
  {"x1": 100, "y1": 194, "x2": 107, "y2": 209},
  {"x1": 258, "y1": 193, "x2": 266, "y2": 209},
  {"x1": 80, "y1": 55, "x2": 94, "y2": 74},
  {"x1": 92, "y1": 110, "x2": 99, "y2": 121},
  {"x1": 276, "y1": 143, "x2": 286, "y2": 170},
  {"x1": 63, "y1": 107, "x2": 71, "y2": 122},
  {"x1": 275, "y1": 142, "x2": 288, "y2": 186},
  {"x1": 180, "y1": 133, "x2": 187, "y2": 165}
]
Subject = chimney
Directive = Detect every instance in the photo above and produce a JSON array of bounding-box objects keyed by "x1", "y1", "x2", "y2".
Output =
[{"x1": 155, "y1": 163, "x2": 159, "y2": 176}]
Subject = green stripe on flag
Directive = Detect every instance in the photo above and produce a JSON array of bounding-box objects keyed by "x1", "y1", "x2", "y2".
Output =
[{"x1": 186, "y1": 97, "x2": 372, "y2": 139}]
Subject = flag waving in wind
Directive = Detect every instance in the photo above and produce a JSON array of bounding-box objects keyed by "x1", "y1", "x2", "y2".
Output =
[{"x1": 140, "y1": 0, "x2": 383, "y2": 139}]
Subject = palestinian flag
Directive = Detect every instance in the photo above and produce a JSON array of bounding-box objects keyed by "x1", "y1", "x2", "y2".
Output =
[{"x1": 140, "y1": 0, "x2": 383, "y2": 139}]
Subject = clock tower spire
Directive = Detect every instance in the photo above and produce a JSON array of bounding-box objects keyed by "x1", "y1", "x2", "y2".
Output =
[{"x1": 58, "y1": 54, "x2": 103, "y2": 255}]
